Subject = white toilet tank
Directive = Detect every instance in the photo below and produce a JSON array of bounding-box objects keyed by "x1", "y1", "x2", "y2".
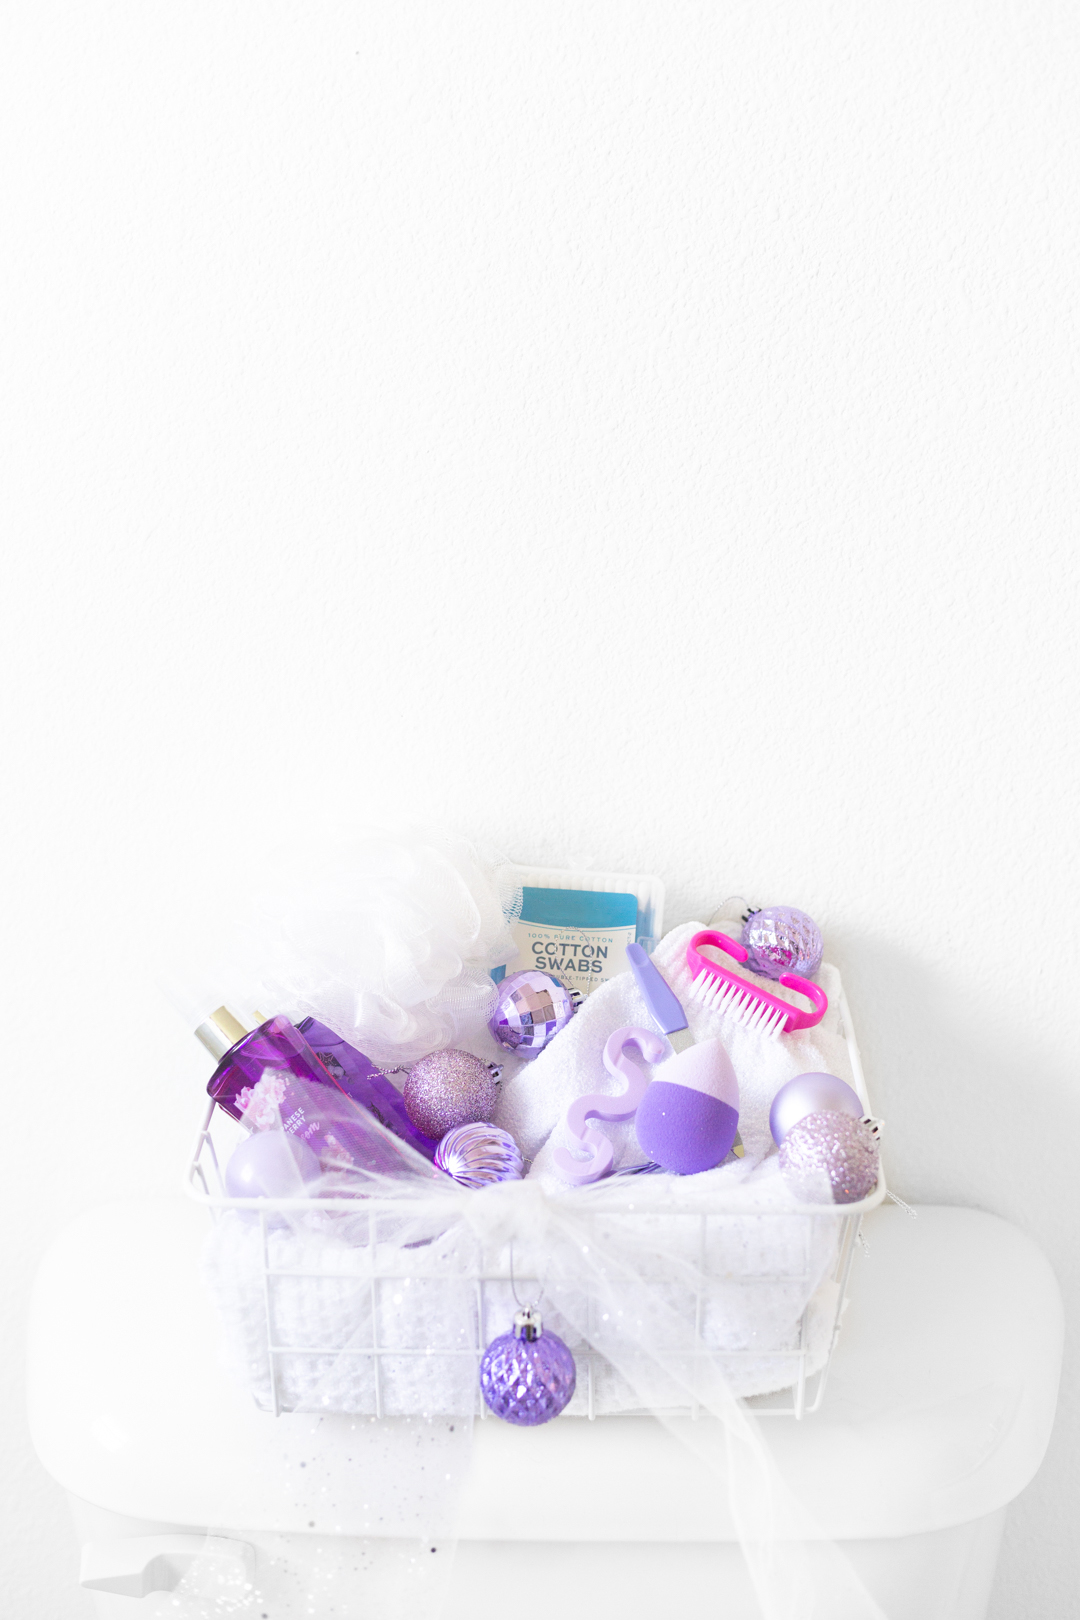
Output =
[{"x1": 27, "y1": 1198, "x2": 1062, "y2": 1619}]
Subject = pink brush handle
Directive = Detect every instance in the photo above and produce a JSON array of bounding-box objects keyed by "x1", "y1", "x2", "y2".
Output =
[
  {"x1": 553, "y1": 1026, "x2": 667, "y2": 1186},
  {"x1": 686, "y1": 931, "x2": 828, "y2": 1033}
]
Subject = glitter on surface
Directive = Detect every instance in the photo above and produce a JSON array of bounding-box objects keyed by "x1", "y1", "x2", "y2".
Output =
[
  {"x1": 779, "y1": 1111, "x2": 880, "y2": 1205},
  {"x1": 489, "y1": 969, "x2": 578, "y2": 1057},
  {"x1": 434, "y1": 1123, "x2": 524, "y2": 1188},
  {"x1": 741, "y1": 906, "x2": 824, "y2": 980},
  {"x1": 403, "y1": 1050, "x2": 499, "y2": 1141},
  {"x1": 479, "y1": 1318, "x2": 577, "y2": 1425}
]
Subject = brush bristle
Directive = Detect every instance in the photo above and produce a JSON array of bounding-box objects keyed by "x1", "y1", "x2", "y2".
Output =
[{"x1": 688, "y1": 970, "x2": 787, "y2": 1038}]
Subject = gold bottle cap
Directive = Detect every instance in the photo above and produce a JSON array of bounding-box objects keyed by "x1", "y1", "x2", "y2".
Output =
[{"x1": 194, "y1": 1005, "x2": 253, "y2": 1062}]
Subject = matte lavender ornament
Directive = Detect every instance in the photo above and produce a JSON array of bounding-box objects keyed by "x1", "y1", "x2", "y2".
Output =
[
  {"x1": 489, "y1": 969, "x2": 581, "y2": 1058},
  {"x1": 403, "y1": 1050, "x2": 501, "y2": 1141},
  {"x1": 742, "y1": 906, "x2": 824, "y2": 980},
  {"x1": 769, "y1": 1071, "x2": 864, "y2": 1145},
  {"x1": 225, "y1": 1130, "x2": 321, "y2": 1199},
  {"x1": 435, "y1": 1123, "x2": 524, "y2": 1188},
  {"x1": 779, "y1": 1112, "x2": 880, "y2": 1205},
  {"x1": 479, "y1": 1307, "x2": 576, "y2": 1425}
]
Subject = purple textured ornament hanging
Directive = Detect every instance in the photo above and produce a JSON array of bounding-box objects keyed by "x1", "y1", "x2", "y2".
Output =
[
  {"x1": 479, "y1": 1307, "x2": 576, "y2": 1425},
  {"x1": 489, "y1": 970, "x2": 581, "y2": 1058},
  {"x1": 741, "y1": 906, "x2": 824, "y2": 980},
  {"x1": 435, "y1": 1123, "x2": 524, "y2": 1188},
  {"x1": 779, "y1": 1111, "x2": 880, "y2": 1205},
  {"x1": 403, "y1": 1050, "x2": 502, "y2": 1141}
]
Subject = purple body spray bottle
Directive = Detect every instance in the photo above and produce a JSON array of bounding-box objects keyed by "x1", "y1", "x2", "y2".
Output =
[{"x1": 195, "y1": 1007, "x2": 432, "y2": 1177}]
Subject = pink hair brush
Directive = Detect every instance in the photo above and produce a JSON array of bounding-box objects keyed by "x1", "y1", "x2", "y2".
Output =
[{"x1": 686, "y1": 930, "x2": 828, "y2": 1038}]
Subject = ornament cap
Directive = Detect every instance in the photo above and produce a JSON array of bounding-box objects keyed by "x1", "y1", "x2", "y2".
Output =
[{"x1": 513, "y1": 1306, "x2": 543, "y2": 1342}]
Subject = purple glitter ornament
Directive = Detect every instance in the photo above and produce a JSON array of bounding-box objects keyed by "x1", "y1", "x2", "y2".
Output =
[
  {"x1": 489, "y1": 970, "x2": 580, "y2": 1058},
  {"x1": 434, "y1": 1123, "x2": 524, "y2": 1188},
  {"x1": 741, "y1": 906, "x2": 824, "y2": 980},
  {"x1": 403, "y1": 1050, "x2": 501, "y2": 1141},
  {"x1": 779, "y1": 1112, "x2": 880, "y2": 1205},
  {"x1": 479, "y1": 1307, "x2": 576, "y2": 1425}
]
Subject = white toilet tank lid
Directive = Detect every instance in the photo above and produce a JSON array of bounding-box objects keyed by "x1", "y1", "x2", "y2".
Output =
[{"x1": 26, "y1": 1198, "x2": 1062, "y2": 1544}]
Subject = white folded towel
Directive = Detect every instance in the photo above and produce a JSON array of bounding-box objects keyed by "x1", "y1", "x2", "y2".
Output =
[{"x1": 493, "y1": 921, "x2": 853, "y2": 1187}]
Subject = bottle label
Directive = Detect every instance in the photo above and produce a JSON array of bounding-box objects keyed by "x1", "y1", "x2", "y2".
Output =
[{"x1": 209, "y1": 1016, "x2": 431, "y2": 1178}]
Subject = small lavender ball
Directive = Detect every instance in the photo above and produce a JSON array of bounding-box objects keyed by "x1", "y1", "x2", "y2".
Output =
[
  {"x1": 225, "y1": 1130, "x2": 321, "y2": 1199},
  {"x1": 779, "y1": 1112, "x2": 880, "y2": 1205},
  {"x1": 434, "y1": 1123, "x2": 524, "y2": 1189},
  {"x1": 404, "y1": 1050, "x2": 499, "y2": 1141},
  {"x1": 742, "y1": 906, "x2": 824, "y2": 980}
]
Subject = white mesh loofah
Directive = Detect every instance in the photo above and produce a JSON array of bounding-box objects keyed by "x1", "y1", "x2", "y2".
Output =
[{"x1": 238, "y1": 829, "x2": 521, "y2": 1066}]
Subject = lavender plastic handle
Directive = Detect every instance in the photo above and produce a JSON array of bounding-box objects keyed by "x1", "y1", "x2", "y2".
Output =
[
  {"x1": 552, "y1": 1026, "x2": 667, "y2": 1186},
  {"x1": 625, "y1": 942, "x2": 688, "y2": 1036}
]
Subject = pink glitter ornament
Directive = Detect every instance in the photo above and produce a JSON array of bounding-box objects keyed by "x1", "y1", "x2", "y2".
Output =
[
  {"x1": 779, "y1": 1112, "x2": 880, "y2": 1205},
  {"x1": 403, "y1": 1049, "x2": 501, "y2": 1141}
]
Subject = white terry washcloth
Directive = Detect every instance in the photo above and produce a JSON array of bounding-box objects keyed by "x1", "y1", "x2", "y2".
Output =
[
  {"x1": 493, "y1": 921, "x2": 853, "y2": 1187},
  {"x1": 202, "y1": 1155, "x2": 843, "y2": 1416}
]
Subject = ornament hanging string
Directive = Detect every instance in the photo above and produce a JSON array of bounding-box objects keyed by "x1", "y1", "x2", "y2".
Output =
[
  {"x1": 508, "y1": 1240, "x2": 546, "y2": 1313},
  {"x1": 482, "y1": 1243, "x2": 576, "y2": 1426}
]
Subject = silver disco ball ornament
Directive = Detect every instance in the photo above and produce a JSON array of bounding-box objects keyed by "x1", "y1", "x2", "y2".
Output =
[{"x1": 489, "y1": 970, "x2": 580, "y2": 1058}]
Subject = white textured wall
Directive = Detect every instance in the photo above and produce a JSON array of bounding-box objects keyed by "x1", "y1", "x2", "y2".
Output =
[{"x1": 2, "y1": 5, "x2": 1077, "y2": 1614}]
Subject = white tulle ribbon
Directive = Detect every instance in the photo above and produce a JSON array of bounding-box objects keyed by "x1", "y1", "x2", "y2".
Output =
[{"x1": 198, "y1": 1161, "x2": 886, "y2": 1620}]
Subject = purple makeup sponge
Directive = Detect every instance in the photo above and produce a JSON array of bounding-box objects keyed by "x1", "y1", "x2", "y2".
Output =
[
  {"x1": 635, "y1": 1085, "x2": 739, "y2": 1175},
  {"x1": 634, "y1": 1038, "x2": 740, "y2": 1176}
]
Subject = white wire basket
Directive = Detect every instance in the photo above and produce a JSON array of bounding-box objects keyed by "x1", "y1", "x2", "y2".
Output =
[{"x1": 187, "y1": 979, "x2": 884, "y2": 1423}]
